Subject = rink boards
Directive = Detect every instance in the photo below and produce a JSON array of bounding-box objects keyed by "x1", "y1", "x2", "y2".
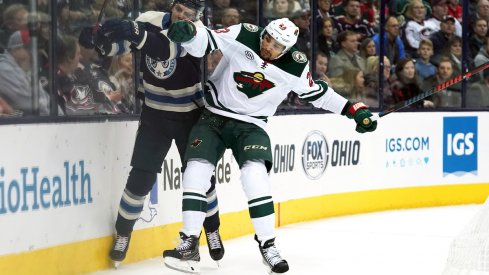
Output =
[{"x1": 0, "y1": 112, "x2": 488, "y2": 274}]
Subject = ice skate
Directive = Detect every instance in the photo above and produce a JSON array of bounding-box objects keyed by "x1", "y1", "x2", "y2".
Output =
[
  {"x1": 109, "y1": 233, "x2": 131, "y2": 268},
  {"x1": 205, "y1": 228, "x2": 224, "y2": 264},
  {"x1": 255, "y1": 235, "x2": 289, "y2": 274},
  {"x1": 163, "y1": 232, "x2": 201, "y2": 274}
]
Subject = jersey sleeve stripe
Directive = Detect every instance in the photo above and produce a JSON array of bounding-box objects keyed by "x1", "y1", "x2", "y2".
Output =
[{"x1": 206, "y1": 29, "x2": 219, "y2": 52}]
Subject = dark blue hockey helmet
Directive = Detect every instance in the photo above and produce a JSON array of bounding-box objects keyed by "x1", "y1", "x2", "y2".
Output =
[{"x1": 170, "y1": 0, "x2": 205, "y2": 21}]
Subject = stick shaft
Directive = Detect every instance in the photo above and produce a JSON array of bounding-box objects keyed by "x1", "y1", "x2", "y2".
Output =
[
  {"x1": 93, "y1": 0, "x2": 110, "y2": 33},
  {"x1": 378, "y1": 62, "x2": 489, "y2": 118}
]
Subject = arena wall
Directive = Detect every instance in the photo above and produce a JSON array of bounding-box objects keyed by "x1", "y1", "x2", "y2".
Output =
[{"x1": 0, "y1": 112, "x2": 488, "y2": 274}]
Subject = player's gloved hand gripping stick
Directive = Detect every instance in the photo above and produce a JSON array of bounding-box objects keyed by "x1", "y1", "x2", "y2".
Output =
[{"x1": 364, "y1": 62, "x2": 489, "y2": 126}]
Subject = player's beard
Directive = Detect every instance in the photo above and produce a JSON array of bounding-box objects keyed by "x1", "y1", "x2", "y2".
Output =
[{"x1": 260, "y1": 48, "x2": 272, "y2": 61}]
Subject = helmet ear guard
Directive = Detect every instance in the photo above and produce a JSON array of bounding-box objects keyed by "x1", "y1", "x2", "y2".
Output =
[
  {"x1": 260, "y1": 18, "x2": 299, "y2": 59},
  {"x1": 170, "y1": 0, "x2": 205, "y2": 21}
]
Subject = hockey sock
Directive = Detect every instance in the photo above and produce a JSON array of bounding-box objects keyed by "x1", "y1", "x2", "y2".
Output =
[
  {"x1": 204, "y1": 176, "x2": 220, "y2": 232},
  {"x1": 182, "y1": 159, "x2": 215, "y2": 236},
  {"x1": 240, "y1": 160, "x2": 275, "y2": 239},
  {"x1": 116, "y1": 188, "x2": 146, "y2": 235}
]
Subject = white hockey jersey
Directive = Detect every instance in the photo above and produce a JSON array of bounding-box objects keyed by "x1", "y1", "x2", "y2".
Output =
[{"x1": 181, "y1": 23, "x2": 348, "y2": 129}]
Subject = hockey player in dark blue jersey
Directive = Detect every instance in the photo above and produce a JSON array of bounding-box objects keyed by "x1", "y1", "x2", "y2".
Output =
[{"x1": 78, "y1": 0, "x2": 224, "y2": 268}]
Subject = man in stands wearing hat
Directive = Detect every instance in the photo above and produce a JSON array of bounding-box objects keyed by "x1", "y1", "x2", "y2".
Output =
[
  {"x1": 290, "y1": 9, "x2": 311, "y2": 56},
  {"x1": 428, "y1": 15, "x2": 458, "y2": 60},
  {"x1": 0, "y1": 30, "x2": 50, "y2": 115},
  {"x1": 425, "y1": 0, "x2": 462, "y2": 36},
  {"x1": 334, "y1": 0, "x2": 374, "y2": 40}
]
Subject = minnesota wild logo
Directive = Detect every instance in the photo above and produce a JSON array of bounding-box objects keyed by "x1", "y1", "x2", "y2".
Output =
[{"x1": 233, "y1": 71, "x2": 275, "y2": 98}]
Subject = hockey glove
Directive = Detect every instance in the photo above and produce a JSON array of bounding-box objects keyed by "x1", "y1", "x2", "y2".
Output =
[
  {"x1": 343, "y1": 102, "x2": 377, "y2": 133},
  {"x1": 78, "y1": 26, "x2": 112, "y2": 56},
  {"x1": 79, "y1": 26, "x2": 97, "y2": 49},
  {"x1": 100, "y1": 19, "x2": 146, "y2": 47},
  {"x1": 168, "y1": 20, "x2": 196, "y2": 43}
]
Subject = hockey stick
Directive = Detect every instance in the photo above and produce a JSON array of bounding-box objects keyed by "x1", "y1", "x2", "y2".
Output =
[
  {"x1": 365, "y1": 61, "x2": 489, "y2": 125},
  {"x1": 94, "y1": 0, "x2": 110, "y2": 32}
]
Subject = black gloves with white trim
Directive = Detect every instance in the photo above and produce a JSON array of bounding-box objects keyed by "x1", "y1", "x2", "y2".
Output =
[{"x1": 79, "y1": 19, "x2": 147, "y2": 56}]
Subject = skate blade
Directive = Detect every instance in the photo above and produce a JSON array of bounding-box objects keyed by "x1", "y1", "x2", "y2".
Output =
[
  {"x1": 214, "y1": 260, "x2": 220, "y2": 267},
  {"x1": 263, "y1": 260, "x2": 288, "y2": 274},
  {"x1": 164, "y1": 257, "x2": 200, "y2": 274},
  {"x1": 113, "y1": 260, "x2": 121, "y2": 269}
]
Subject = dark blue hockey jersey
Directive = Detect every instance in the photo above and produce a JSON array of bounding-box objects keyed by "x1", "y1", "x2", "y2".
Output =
[{"x1": 107, "y1": 11, "x2": 204, "y2": 119}]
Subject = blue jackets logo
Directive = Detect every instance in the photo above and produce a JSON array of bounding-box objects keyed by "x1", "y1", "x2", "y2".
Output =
[{"x1": 443, "y1": 116, "x2": 477, "y2": 176}]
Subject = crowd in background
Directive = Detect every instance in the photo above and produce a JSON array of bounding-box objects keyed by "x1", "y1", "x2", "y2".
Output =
[{"x1": 0, "y1": 0, "x2": 488, "y2": 118}]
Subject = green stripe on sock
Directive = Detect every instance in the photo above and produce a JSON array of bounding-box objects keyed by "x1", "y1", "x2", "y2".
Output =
[
  {"x1": 183, "y1": 192, "x2": 207, "y2": 199},
  {"x1": 249, "y1": 201, "x2": 274, "y2": 218},
  {"x1": 183, "y1": 198, "x2": 207, "y2": 212},
  {"x1": 249, "y1": 196, "x2": 272, "y2": 205}
]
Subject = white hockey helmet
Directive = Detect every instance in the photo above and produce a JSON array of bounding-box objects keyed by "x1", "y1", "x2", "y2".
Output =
[{"x1": 261, "y1": 18, "x2": 299, "y2": 59}]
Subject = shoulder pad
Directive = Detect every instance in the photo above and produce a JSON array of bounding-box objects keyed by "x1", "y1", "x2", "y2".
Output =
[
  {"x1": 290, "y1": 50, "x2": 308, "y2": 64},
  {"x1": 194, "y1": 20, "x2": 204, "y2": 28},
  {"x1": 241, "y1": 23, "x2": 261, "y2": 33},
  {"x1": 136, "y1": 11, "x2": 166, "y2": 27}
]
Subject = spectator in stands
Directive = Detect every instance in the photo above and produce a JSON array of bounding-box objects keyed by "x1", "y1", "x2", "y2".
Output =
[
  {"x1": 447, "y1": 0, "x2": 462, "y2": 21},
  {"x1": 391, "y1": 0, "x2": 431, "y2": 16},
  {"x1": 438, "y1": 36, "x2": 464, "y2": 76},
  {"x1": 467, "y1": 69, "x2": 489, "y2": 108},
  {"x1": 315, "y1": 51, "x2": 331, "y2": 84},
  {"x1": 415, "y1": 39, "x2": 437, "y2": 78},
  {"x1": 266, "y1": 0, "x2": 300, "y2": 20},
  {"x1": 469, "y1": 18, "x2": 488, "y2": 59},
  {"x1": 361, "y1": 0, "x2": 385, "y2": 31},
  {"x1": 317, "y1": 0, "x2": 333, "y2": 20},
  {"x1": 0, "y1": 30, "x2": 50, "y2": 115},
  {"x1": 429, "y1": 15, "x2": 457, "y2": 59},
  {"x1": 372, "y1": 15, "x2": 405, "y2": 65},
  {"x1": 57, "y1": 0, "x2": 95, "y2": 34},
  {"x1": 0, "y1": 4, "x2": 28, "y2": 49},
  {"x1": 330, "y1": 68, "x2": 365, "y2": 102},
  {"x1": 34, "y1": 11, "x2": 51, "y2": 73},
  {"x1": 109, "y1": 53, "x2": 135, "y2": 113},
  {"x1": 359, "y1": 37, "x2": 376, "y2": 59},
  {"x1": 402, "y1": 0, "x2": 433, "y2": 57},
  {"x1": 78, "y1": 44, "x2": 125, "y2": 114},
  {"x1": 290, "y1": 9, "x2": 311, "y2": 56},
  {"x1": 474, "y1": 36, "x2": 489, "y2": 74},
  {"x1": 364, "y1": 55, "x2": 392, "y2": 107},
  {"x1": 328, "y1": 30, "x2": 366, "y2": 77},
  {"x1": 334, "y1": 0, "x2": 375, "y2": 39},
  {"x1": 56, "y1": 35, "x2": 105, "y2": 115},
  {"x1": 425, "y1": 0, "x2": 462, "y2": 36},
  {"x1": 216, "y1": 7, "x2": 240, "y2": 28},
  {"x1": 422, "y1": 57, "x2": 460, "y2": 107},
  {"x1": 317, "y1": 17, "x2": 338, "y2": 57},
  {"x1": 0, "y1": 96, "x2": 14, "y2": 115},
  {"x1": 390, "y1": 58, "x2": 434, "y2": 107},
  {"x1": 473, "y1": 0, "x2": 489, "y2": 35},
  {"x1": 474, "y1": 37, "x2": 489, "y2": 79},
  {"x1": 58, "y1": 0, "x2": 124, "y2": 33}
]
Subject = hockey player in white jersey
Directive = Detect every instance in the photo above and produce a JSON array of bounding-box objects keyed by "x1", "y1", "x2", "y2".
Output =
[{"x1": 162, "y1": 18, "x2": 377, "y2": 274}]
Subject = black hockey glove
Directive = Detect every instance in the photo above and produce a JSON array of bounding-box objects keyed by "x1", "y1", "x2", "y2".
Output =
[
  {"x1": 168, "y1": 20, "x2": 196, "y2": 43},
  {"x1": 100, "y1": 19, "x2": 146, "y2": 47},
  {"x1": 78, "y1": 26, "x2": 112, "y2": 56},
  {"x1": 343, "y1": 101, "x2": 377, "y2": 133}
]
